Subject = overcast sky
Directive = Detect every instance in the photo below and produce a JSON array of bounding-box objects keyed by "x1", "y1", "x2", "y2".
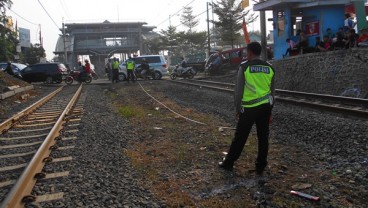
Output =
[{"x1": 8, "y1": 0, "x2": 271, "y2": 60}]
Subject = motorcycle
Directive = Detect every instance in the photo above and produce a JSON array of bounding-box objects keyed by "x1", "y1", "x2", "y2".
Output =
[
  {"x1": 65, "y1": 70, "x2": 92, "y2": 85},
  {"x1": 134, "y1": 66, "x2": 161, "y2": 80},
  {"x1": 170, "y1": 65, "x2": 195, "y2": 80}
]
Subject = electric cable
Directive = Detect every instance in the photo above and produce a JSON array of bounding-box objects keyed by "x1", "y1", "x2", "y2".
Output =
[
  {"x1": 9, "y1": 9, "x2": 38, "y2": 25},
  {"x1": 156, "y1": 0, "x2": 197, "y2": 27},
  {"x1": 138, "y1": 81, "x2": 236, "y2": 130},
  {"x1": 37, "y1": 0, "x2": 59, "y2": 29}
]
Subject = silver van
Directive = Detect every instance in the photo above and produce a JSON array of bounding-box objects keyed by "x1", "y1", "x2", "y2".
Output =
[{"x1": 119, "y1": 55, "x2": 168, "y2": 80}]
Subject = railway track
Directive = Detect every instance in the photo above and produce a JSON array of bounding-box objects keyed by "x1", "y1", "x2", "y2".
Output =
[
  {"x1": 169, "y1": 79, "x2": 368, "y2": 119},
  {"x1": 0, "y1": 84, "x2": 85, "y2": 208}
]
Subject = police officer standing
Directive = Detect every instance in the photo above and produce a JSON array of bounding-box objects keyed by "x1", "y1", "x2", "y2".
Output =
[
  {"x1": 219, "y1": 42, "x2": 275, "y2": 176},
  {"x1": 112, "y1": 58, "x2": 120, "y2": 83},
  {"x1": 125, "y1": 56, "x2": 135, "y2": 82}
]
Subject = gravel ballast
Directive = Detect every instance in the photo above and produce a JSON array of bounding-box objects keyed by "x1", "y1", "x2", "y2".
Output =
[{"x1": 1, "y1": 78, "x2": 367, "y2": 207}]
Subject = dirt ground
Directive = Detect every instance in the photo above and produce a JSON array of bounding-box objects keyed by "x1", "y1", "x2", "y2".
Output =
[{"x1": 108, "y1": 82, "x2": 364, "y2": 208}]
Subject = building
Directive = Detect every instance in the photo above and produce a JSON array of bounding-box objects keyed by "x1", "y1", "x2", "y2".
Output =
[
  {"x1": 54, "y1": 20, "x2": 157, "y2": 70},
  {"x1": 254, "y1": 0, "x2": 368, "y2": 59}
]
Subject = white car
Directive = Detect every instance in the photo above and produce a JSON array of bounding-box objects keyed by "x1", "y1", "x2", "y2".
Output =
[{"x1": 118, "y1": 55, "x2": 168, "y2": 80}]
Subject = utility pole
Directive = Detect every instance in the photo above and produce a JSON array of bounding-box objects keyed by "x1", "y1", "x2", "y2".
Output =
[
  {"x1": 62, "y1": 17, "x2": 67, "y2": 64},
  {"x1": 211, "y1": 0, "x2": 216, "y2": 47},
  {"x1": 206, "y1": 2, "x2": 211, "y2": 59},
  {"x1": 260, "y1": 0, "x2": 267, "y2": 60}
]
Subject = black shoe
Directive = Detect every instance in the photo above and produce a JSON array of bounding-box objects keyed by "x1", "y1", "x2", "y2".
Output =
[
  {"x1": 218, "y1": 161, "x2": 233, "y2": 171},
  {"x1": 256, "y1": 169, "x2": 264, "y2": 176}
]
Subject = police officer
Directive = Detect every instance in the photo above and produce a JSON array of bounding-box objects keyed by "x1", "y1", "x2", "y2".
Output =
[
  {"x1": 112, "y1": 58, "x2": 120, "y2": 83},
  {"x1": 219, "y1": 42, "x2": 275, "y2": 175},
  {"x1": 125, "y1": 56, "x2": 135, "y2": 82}
]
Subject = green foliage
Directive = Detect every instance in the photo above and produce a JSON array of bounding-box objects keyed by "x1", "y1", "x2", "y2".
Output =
[
  {"x1": 0, "y1": 0, "x2": 13, "y2": 17},
  {"x1": 0, "y1": 0, "x2": 16, "y2": 61},
  {"x1": 144, "y1": 37, "x2": 163, "y2": 54},
  {"x1": 118, "y1": 105, "x2": 144, "y2": 118},
  {"x1": 20, "y1": 43, "x2": 46, "y2": 64},
  {"x1": 0, "y1": 25, "x2": 17, "y2": 61},
  {"x1": 180, "y1": 6, "x2": 199, "y2": 32},
  {"x1": 212, "y1": 0, "x2": 257, "y2": 48}
]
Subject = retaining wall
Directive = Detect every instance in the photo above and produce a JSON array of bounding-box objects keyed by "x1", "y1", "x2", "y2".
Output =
[{"x1": 271, "y1": 48, "x2": 368, "y2": 98}]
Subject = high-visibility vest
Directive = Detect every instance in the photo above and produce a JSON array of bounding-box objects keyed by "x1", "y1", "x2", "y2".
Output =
[
  {"x1": 126, "y1": 60, "x2": 135, "y2": 70},
  {"x1": 112, "y1": 61, "x2": 119, "y2": 69},
  {"x1": 242, "y1": 64, "x2": 274, "y2": 108}
]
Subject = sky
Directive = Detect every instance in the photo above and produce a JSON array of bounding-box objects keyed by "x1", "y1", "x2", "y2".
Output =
[{"x1": 8, "y1": 0, "x2": 272, "y2": 60}]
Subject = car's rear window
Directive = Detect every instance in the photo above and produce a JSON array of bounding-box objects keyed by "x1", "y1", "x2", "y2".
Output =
[{"x1": 135, "y1": 56, "x2": 161, "y2": 64}]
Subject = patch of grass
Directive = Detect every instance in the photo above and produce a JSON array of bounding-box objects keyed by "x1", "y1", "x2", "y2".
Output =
[{"x1": 118, "y1": 105, "x2": 145, "y2": 118}]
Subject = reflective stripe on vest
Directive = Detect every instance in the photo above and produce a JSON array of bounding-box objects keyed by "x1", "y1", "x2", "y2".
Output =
[
  {"x1": 242, "y1": 64, "x2": 274, "y2": 108},
  {"x1": 126, "y1": 61, "x2": 134, "y2": 70}
]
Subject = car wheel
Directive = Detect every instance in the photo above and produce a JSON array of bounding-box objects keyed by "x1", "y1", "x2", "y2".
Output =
[
  {"x1": 119, "y1": 73, "x2": 126, "y2": 81},
  {"x1": 45, "y1": 76, "x2": 53, "y2": 84},
  {"x1": 55, "y1": 79, "x2": 62, "y2": 84}
]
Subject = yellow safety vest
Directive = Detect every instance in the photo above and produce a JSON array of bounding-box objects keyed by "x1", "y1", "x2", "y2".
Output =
[
  {"x1": 112, "y1": 61, "x2": 119, "y2": 70},
  {"x1": 126, "y1": 61, "x2": 135, "y2": 70},
  {"x1": 242, "y1": 65, "x2": 274, "y2": 108}
]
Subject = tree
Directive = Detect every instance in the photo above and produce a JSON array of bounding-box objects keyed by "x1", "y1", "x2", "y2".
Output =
[
  {"x1": 180, "y1": 6, "x2": 199, "y2": 32},
  {"x1": 22, "y1": 44, "x2": 46, "y2": 64},
  {"x1": 0, "y1": 0, "x2": 15, "y2": 61},
  {"x1": 160, "y1": 25, "x2": 180, "y2": 56},
  {"x1": 144, "y1": 37, "x2": 163, "y2": 54},
  {"x1": 0, "y1": 0, "x2": 13, "y2": 20},
  {"x1": 212, "y1": 0, "x2": 257, "y2": 48}
]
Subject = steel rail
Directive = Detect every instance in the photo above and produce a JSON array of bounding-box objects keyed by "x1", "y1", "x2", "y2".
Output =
[
  {"x1": 276, "y1": 89, "x2": 368, "y2": 106},
  {"x1": 0, "y1": 84, "x2": 83, "y2": 208},
  {"x1": 169, "y1": 80, "x2": 368, "y2": 119},
  {"x1": 176, "y1": 79, "x2": 368, "y2": 106},
  {"x1": 0, "y1": 86, "x2": 64, "y2": 134}
]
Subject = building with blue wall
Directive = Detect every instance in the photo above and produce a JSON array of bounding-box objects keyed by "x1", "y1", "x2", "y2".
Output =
[{"x1": 254, "y1": 0, "x2": 368, "y2": 59}]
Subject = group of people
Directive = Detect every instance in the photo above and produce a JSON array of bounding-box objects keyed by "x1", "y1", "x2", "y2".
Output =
[
  {"x1": 284, "y1": 14, "x2": 368, "y2": 57},
  {"x1": 105, "y1": 57, "x2": 150, "y2": 83}
]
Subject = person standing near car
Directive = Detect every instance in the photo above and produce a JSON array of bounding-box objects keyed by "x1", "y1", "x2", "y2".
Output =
[
  {"x1": 106, "y1": 59, "x2": 112, "y2": 80},
  {"x1": 126, "y1": 56, "x2": 135, "y2": 82},
  {"x1": 112, "y1": 57, "x2": 120, "y2": 83},
  {"x1": 218, "y1": 42, "x2": 275, "y2": 176},
  {"x1": 140, "y1": 58, "x2": 150, "y2": 80},
  {"x1": 4, "y1": 62, "x2": 14, "y2": 76}
]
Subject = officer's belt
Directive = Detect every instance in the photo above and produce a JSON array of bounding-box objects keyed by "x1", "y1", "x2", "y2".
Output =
[{"x1": 242, "y1": 94, "x2": 270, "y2": 105}]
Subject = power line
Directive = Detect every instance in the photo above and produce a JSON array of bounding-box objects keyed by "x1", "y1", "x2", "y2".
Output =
[
  {"x1": 9, "y1": 9, "x2": 38, "y2": 25},
  {"x1": 37, "y1": 0, "x2": 59, "y2": 29},
  {"x1": 156, "y1": 0, "x2": 197, "y2": 27},
  {"x1": 59, "y1": 0, "x2": 71, "y2": 19}
]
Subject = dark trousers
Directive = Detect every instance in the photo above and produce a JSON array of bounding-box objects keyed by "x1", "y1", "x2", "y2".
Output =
[
  {"x1": 112, "y1": 69, "x2": 119, "y2": 83},
  {"x1": 225, "y1": 103, "x2": 272, "y2": 171},
  {"x1": 127, "y1": 70, "x2": 135, "y2": 82}
]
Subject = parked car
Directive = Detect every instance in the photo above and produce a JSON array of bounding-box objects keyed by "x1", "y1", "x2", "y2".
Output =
[
  {"x1": 118, "y1": 55, "x2": 168, "y2": 80},
  {"x1": 0, "y1": 62, "x2": 27, "y2": 78},
  {"x1": 21, "y1": 63, "x2": 68, "y2": 84}
]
